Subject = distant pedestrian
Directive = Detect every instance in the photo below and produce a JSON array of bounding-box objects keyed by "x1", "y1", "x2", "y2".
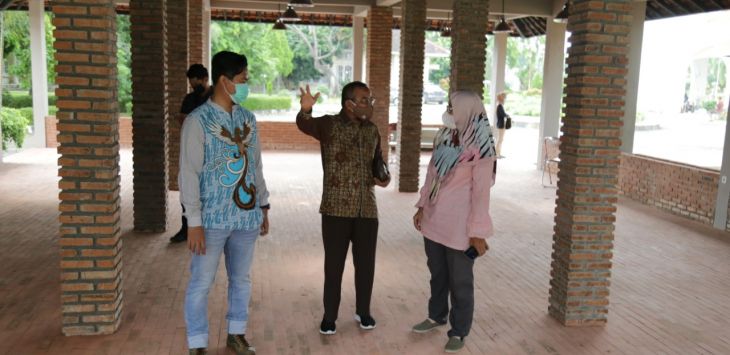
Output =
[{"x1": 495, "y1": 92, "x2": 510, "y2": 158}]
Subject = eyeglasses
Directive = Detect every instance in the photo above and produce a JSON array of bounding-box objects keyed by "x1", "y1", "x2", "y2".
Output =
[
  {"x1": 350, "y1": 97, "x2": 376, "y2": 106},
  {"x1": 446, "y1": 102, "x2": 453, "y2": 114}
]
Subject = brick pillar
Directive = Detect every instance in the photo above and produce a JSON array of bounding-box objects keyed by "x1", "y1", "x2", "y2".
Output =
[
  {"x1": 450, "y1": 0, "x2": 489, "y2": 95},
  {"x1": 395, "y1": 0, "x2": 425, "y2": 192},
  {"x1": 130, "y1": 0, "x2": 168, "y2": 232},
  {"x1": 188, "y1": 0, "x2": 204, "y2": 66},
  {"x1": 202, "y1": 1, "x2": 210, "y2": 67},
  {"x1": 548, "y1": 0, "x2": 631, "y2": 326},
  {"x1": 167, "y1": 0, "x2": 188, "y2": 191},
  {"x1": 52, "y1": 0, "x2": 123, "y2": 336},
  {"x1": 366, "y1": 7, "x2": 392, "y2": 163}
]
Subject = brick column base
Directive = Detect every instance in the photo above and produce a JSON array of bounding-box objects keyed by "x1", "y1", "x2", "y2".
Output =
[
  {"x1": 167, "y1": 0, "x2": 189, "y2": 191},
  {"x1": 450, "y1": 0, "x2": 489, "y2": 95},
  {"x1": 52, "y1": 0, "x2": 123, "y2": 336},
  {"x1": 189, "y1": 0, "x2": 205, "y2": 66},
  {"x1": 366, "y1": 7, "x2": 393, "y2": 163},
  {"x1": 548, "y1": 0, "x2": 631, "y2": 326},
  {"x1": 130, "y1": 0, "x2": 169, "y2": 232},
  {"x1": 396, "y1": 0, "x2": 426, "y2": 192}
]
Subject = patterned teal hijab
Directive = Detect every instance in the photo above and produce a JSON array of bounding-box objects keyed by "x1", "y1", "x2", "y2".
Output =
[{"x1": 429, "y1": 91, "x2": 496, "y2": 201}]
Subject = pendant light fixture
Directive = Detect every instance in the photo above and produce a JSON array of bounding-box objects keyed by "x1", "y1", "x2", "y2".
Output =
[
  {"x1": 440, "y1": 12, "x2": 451, "y2": 37},
  {"x1": 281, "y1": 5, "x2": 301, "y2": 22},
  {"x1": 493, "y1": 0, "x2": 511, "y2": 33},
  {"x1": 554, "y1": 1, "x2": 569, "y2": 23},
  {"x1": 273, "y1": 18, "x2": 287, "y2": 30},
  {"x1": 273, "y1": 4, "x2": 288, "y2": 30}
]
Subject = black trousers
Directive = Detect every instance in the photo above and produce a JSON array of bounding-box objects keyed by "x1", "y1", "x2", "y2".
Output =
[
  {"x1": 321, "y1": 215, "x2": 378, "y2": 322},
  {"x1": 424, "y1": 237, "x2": 475, "y2": 338},
  {"x1": 180, "y1": 204, "x2": 188, "y2": 233}
]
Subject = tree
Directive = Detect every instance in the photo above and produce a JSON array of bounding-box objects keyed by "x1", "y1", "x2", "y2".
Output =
[
  {"x1": 2, "y1": 11, "x2": 56, "y2": 90},
  {"x1": 506, "y1": 36, "x2": 544, "y2": 92},
  {"x1": 117, "y1": 15, "x2": 132, "y2": 113},
  {"x1": 286, "y1": 25, "x2": 352, "y2": 93},
  {"x1": 426, "y1": 31, "x2": 450, "y2": 86},
  {"x1": 211, "y1": 21, "x2": 293, "y2": 93},
  {"x1": 708, "y1": 57, "x2": 727, "y2": 98}
]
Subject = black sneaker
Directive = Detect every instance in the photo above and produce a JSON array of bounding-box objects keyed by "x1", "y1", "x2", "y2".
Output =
[
  {"x1": 354, "y1": 314, "x2": 376, "y2": 330},
  {"x1": 319, "y1": 319, "x2": 336, "y2": 335},
  {"x1": 169, "y1": 229, "x2": 187, "y2": 243}
]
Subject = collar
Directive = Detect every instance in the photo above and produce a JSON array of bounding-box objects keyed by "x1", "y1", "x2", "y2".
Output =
[{"x1": 208, "y1": 98, "x2": 240, "y2": 116}]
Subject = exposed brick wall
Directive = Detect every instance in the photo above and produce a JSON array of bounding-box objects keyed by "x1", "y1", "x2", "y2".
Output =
[
  {"x1": 48, "y1": 117, "x2": 316, "y2": 151},
  {"x1": 395, "y1": 0, "x2": 425, "y2": 193},
  {"x1": 450, "y1": 0, "x2": 489, "y2": 95},
  {"x1": 166, "y1": 0, "x2": 189, "y2": 191},
  {"x1": 189, "y1": 0, "x2": 204, "y2": 66},
  {"x1": 549, "y1": 0, "x2": 631, "y2": 327},
  {"x1": 618, "y1": 153, "x2": 718, "y2": 224},
  {"x1": 366, "y1": 7, "x2": 392, "y2": 164},
  {"x1": 258, "y1": 121, "x2": 320, "y2": 150},
  {"x1": 130, "y1": 0, "x2": 169, "y2": 232},
  {"x1": 52, "y1": 0, "x2": 123, "y2": 336}
]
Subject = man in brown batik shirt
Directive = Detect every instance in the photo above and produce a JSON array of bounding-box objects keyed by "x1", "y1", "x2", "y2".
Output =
[{"x1": 297, "y1": 81, "x2": 390, "y2": 335}]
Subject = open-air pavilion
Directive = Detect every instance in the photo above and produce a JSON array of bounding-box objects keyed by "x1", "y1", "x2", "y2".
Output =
[{"x1": 1, "y1": 0, "x2": 730, "y2": 354}]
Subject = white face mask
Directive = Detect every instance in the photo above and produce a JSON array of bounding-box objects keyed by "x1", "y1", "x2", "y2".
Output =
[{"x1": 442, "y1": 111, "x2": 457, "y2": 129}]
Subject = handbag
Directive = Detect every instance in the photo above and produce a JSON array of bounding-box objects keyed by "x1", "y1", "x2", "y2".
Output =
[
  {"x1": 505, "y1": 116, "x2": 512, "y2": 130},
  {"x1": 372, "y1": 143, "x2": 390, "y2": 182}
]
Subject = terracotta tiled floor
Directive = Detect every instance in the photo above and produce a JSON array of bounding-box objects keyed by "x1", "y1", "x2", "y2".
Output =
[{"x1": 1, "y1": 148, "x2": 729, "y2": 355}]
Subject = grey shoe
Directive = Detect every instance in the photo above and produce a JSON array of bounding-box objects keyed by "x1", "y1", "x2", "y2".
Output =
[
  {"x1": 412, "y1": 318, "x2": 446, "y2": 333},
  {"x1": 444, "y1": 336, "x2": 465, "y2": 353},
  {"x1": 227, "y1": 334, "x2": 255, "y2": 355}
]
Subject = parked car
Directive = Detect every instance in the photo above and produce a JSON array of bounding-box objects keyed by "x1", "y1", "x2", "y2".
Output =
[
  {"x1": 389, "y1": 84, "x2": 447, "y2": 106},
  {"x1": 423, "y1": 84, "x2": 447, "y2": 104}
]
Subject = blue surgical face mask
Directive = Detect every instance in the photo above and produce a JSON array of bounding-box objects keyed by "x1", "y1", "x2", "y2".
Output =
[{"x1": 224, "y1": 78, "x2": 249, "y2": 104}]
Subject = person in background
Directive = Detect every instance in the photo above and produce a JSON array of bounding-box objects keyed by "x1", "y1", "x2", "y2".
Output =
[
  {"x1": 170, "y1": 64, "x2": 213, "y2": 243},
  {"x1": 495, "y1": 92, "x2": 510, "y2": 159},
  {"x1": 411, "y1": 90, "x2": 497, "y2": 353}
]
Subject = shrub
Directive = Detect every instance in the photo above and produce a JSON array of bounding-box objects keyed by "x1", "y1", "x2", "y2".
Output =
[
  {"x1": 18, "y1": 107, "x2": 34, "y2": 125},
  {"x1": 5, "y1": 92, "x2": 33, "y2": 108},
  {"x1": 1, "y1": 107, "x2": 28, "y2": 150},
  {"x1": 524, "y1": 88, "x2": 542, "y2": 96},
  {"x1": 241, "y1": 95, "x2": 291, "y2": 111},
  {"x1": 123, "y1": 101, "x2": 133, "y2": 115},
  {"x1": 1, "y1": 91, "x2": 57, "y2": 108},
  {"x1": 316, "y1": 84, "x2": 330, "y2": 96},
  {"x1": 702, "y1": 100, "x2": 717, "y2": 112}
]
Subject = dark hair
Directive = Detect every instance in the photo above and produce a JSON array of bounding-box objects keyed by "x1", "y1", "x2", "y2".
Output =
[
  {"x1": 211, "y1": 51, "x2": 248, "y2": 85},
  {"x1": 341, "y1": 81, "x2": 369, "y2": 107},
  {"x1": 186, "y1": 64, "x2": 208, "y2": 79}
]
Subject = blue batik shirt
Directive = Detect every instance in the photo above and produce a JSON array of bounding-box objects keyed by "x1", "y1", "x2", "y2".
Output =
[{"x1": 179, "y1": 99, "x2": 269, "y2": 231}]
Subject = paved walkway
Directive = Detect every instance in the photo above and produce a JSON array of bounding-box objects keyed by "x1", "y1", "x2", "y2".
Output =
[{"x1": 1, "y1": 148, "x2": 729, "y2": 355}]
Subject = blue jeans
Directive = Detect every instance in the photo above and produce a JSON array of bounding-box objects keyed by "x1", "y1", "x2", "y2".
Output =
[{"x1": 185, "y1": 228, "x2": 259, "y2": 349}]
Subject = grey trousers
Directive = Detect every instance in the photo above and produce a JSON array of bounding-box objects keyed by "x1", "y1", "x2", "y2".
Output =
[{"x1": 424, "y1": 237, "x2": 475, "y2": 338}]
